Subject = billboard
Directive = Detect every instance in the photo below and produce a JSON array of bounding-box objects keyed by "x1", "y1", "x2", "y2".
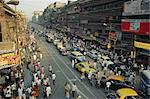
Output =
[
  {"x1": 121, "y1": 19, "x2": 150, "y2": 35},
  {"x1": 134, "y1": 41, "x2": 150, "y2": 50},
  {"x1": 123, "y1": 0, "x2": 150, "y2": 16}
]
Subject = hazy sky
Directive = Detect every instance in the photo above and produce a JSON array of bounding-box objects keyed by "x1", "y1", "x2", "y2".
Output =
[{"x1": 6, "y1": 0, "x2": 70, "y2": 19}]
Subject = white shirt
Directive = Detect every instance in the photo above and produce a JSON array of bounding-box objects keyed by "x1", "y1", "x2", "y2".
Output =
[
  {"x1": 49, "y1": 66, "x2": 52, "y2": 71},
  {"x1": 11, "y1": 83, "x2": 16, "y2": 90},
  {"x1": 93, "y1": 62, "x2": 97, "y2": 68},
  {"x1": 18, "y1": 88, "x2": 23, "y2": 96},
  {"x1": 46, "y1": 86, "x2": 51, "y2": 96},
  {"x1": 43, "y1": 79, "x2": 48, "y2": 85},
  {"x1": 26, "y1": 87, "x2": 31, "y2": 94},
  {"x1": 37, "y1": 79, "x2": 41, "y2": 85},
  {"x1": 33, "y1": 54, "x2": 36, "y2": 60},
  {"x1": 72, "y1": 84, "x2": 77, "y2": 91},
  {"x1": 15, "y1": 72, "x2": 19, "y2": 78},
  {"x1": 106, "y1": 82, "x2": 111, "y2": 88},
  {"x1": 40, "y1": 53, "x2": 42, "y2": 59},
  {"x1": 5, "y1": 89, "x2": 11, "y2": 97},
  {"x1": 52, "y1": 74, "x2": 56, "y2": 80}
]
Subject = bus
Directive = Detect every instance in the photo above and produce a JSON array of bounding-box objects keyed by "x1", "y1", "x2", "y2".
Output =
[{"x1": 140, "y1": 70, "x2": 150, "y2": 96}]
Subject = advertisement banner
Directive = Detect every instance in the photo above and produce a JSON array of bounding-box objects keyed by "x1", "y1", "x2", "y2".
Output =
[
  {"x1": 123, "y1": 0, "x2": 150, "y2": 16},
  {"x1": 121, "y1": 19, "x2": 150, "y2": 35},
  {"x1": 134, "y1": 41, "x2": 150, "y2": 50}
]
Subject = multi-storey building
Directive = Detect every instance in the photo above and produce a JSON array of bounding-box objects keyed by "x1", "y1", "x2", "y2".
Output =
[
  {"x1": 121, "y1": 0, "x2": 150, "y2": 66},
  {"x1": 0, "y1": 0, "x2": 22, "y2": 69},
  {"x1": 0, "y1": 0, "x2": 16, "y2": 42}
]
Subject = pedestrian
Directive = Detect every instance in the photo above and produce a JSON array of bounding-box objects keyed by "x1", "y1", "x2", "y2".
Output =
[
  {"x1": 18, "y1": 86, "x2": 23, "y2": 99},
  {"x1": 5, "y1": 87, "x2": 11, "y2": 99},
  {"x1": 33, "y1": 54, "x2": 37, "y2": 61},
  {"x1": 26, "y1": 87, "x2": 32, "y2": 99},
  {"x1": 72, "y1": 83, "x2": 77, "y2": 98},
  {"x1": 88, "y1": 71, "x2": 92, "y2": 85},
  {"x1": 46, "y1": 85, "x2": 52, "y2": 98},
  {"x1": 71, "y1": 59, "x2": 75, "y2": 68},
  {"x1": 41, "y1": 72, "x2": 45, "y2": 80},
  {"x1": 65, "y1": 91, "x2": 70, "y2": 99},
  {"x1": 39, "y1": 53, "x2": 43, "y2": 60},
  {"x1": 75, "y1": 59, "x2": 77, "y2": 64},
  {"x1": 105, "y1": 81, "x2": 111, "y2": 92},
  {"x1": 80, "y1": 72, "x2": 85, "y2": 81},
  {"x1": 103, "y1": 66, "x2": 107, "y2": 75},
  {"x1": 15, "y1": 71, "x2": 19, "y2": 83},
  {"x1": 41, "y1": 66, "x2": 45, "y2": 74},
  {"x1": 52, "y1": 73, "x2": 56, "y2": 85},
  {"x1": 11, "y1": 83, "x2": 16, "y2": 98},
  {"x1": 49, "y1": 65, "x2": 53, "y2": 74},
  {"x1": 93, "y1": 61, "x2": 97, "y2": 69}
]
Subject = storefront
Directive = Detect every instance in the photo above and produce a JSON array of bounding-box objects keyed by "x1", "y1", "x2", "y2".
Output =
[
  {"x1": 0, "y1": 52, "x2": 20, "y2": 70},
  {"x1": 134, "y1": 41, "x2": 150, "y2": 66}
]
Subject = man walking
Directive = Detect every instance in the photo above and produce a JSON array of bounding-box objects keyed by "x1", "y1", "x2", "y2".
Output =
[
  {"x1": 52, "y1": 73, "x2": 56, "y2": 85},
  {"x1": 72, "y1": 83, "x2": 77, "y2": 98}
]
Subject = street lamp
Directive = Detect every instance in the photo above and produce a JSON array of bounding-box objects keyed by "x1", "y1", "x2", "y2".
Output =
[{"x1": 7, "y1": 0, "x2": 19, "y2": 54}]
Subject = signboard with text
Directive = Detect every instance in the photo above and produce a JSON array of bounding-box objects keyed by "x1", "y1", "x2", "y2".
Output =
[
  {"x1": 134, "y1": 41, "x2": 150, "y2": 50},
  {"x1": 121, "y1": 19, "x2": 150, "y2": 35}
]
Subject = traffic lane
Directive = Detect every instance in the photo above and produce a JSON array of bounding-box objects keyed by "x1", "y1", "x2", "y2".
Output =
[
  {"x1": 39, "y1": 36, "x2": 90, "y2": 99},
  {"x1": 42, "y1": 39, "x2": 91, "y2": 99},
  {"x1": 37, "y1": 36, "x2": 68, "y2": 99},
  {"x1": 42, "y1": 38, "x2": 106, "y2": 99},
  {"x1": 47, "y1": 43, "x2": 106, "y2": 99}
]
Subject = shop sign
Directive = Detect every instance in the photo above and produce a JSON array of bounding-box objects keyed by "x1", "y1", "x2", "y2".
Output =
[
  {"x1": 0, "y1": 55, "x2": 20, "y2": 66},
  {"x1": 0, "y1": 52, "x2": 15, "y2": 57},
  {"x1": 121, "y1": 19, "x2": 150, "y2": 35},
  {"x1": 123, "y1": 0, "x2": 150, "y2": 16},
  {"x1": 134, "y1": 41, "x2": 150, "y2": 50}
]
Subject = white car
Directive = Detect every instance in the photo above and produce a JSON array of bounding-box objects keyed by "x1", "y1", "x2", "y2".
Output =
[{"x1": 53, "y1": 39, "x2": 60, "y2": 45}]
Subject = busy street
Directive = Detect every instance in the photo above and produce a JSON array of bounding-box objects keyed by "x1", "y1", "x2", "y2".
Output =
[{"x1": 0, "y1": 0, "x2": 150, "y2": 99}]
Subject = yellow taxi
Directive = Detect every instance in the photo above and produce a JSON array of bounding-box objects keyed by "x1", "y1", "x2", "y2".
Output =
[
  {"x1": 100, "y1": 75, "x2": 126, "y2": 90},
  {"x1": 107, "y1": 75, "x2": 125, "y2": 82},
  {"x1": 75, "y1": 61, "x2": 96, "y2": 74},
  {"x1": 106, "y1": 88, "x2": 140, "y2": 99}
]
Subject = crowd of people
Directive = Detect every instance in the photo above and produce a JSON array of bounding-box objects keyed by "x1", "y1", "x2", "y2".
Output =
[
  {"x1": 0, "y1": 66, "x2": 25, "y2": 99},
  {"x1": 56, "y1": 29, "x2": 149, "y2": 93}
]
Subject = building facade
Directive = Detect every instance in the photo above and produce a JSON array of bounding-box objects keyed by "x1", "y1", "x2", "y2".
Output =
[
  {"x1": 0, "y1": 0, "x2": 16, "y2": 42},
  {"x1": 121, "y1": 0, "x2": 150, "y2": 66}
]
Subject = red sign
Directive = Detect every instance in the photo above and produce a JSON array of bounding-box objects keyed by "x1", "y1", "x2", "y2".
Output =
[
  {"x1": 121, "y1": 19, "x2": 150, "y2": 35},
  {"x1": 109, "y1": 32, "x2": 117, "y2": 40}
]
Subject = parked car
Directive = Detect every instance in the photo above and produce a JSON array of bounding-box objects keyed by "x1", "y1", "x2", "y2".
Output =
[
  {"x1": 53, "y1": 39, "x2": 60, "y2": 46},
  {"x1": 106, "y1": 88, "x2": 142, "y2": 99}
]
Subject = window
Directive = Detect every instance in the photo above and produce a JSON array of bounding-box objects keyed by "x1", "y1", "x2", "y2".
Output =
[{"x1": 124, "y1": 96, "x2": 138, "y2": 99}]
